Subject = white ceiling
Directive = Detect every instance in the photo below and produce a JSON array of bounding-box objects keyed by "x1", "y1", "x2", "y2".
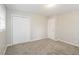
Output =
[{"x1": 6, "y1": 4, "x2": 79, "y2": 16}]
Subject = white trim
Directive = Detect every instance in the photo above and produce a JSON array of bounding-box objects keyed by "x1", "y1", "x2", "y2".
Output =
[
  {"x1": 50, "y1": 38, "x2": 79, "y2": 47},
  {"x1": 8, "y1": 37, "x2": 79, "y2": 48},
  {"x1": 57, "y1": 39, "x2": 79, "y2": 47},
  {"x1": 7, "y1": 37, "x2": 46, "y2": 46}
]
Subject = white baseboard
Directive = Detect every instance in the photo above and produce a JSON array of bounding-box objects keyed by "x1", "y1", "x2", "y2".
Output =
[
  {"x1": 48, "y1": 37, "x2": 56, "y2": 41},
  {"x1": 7, "y1": 37, "x2": 47, "y2": 46},
  {"x1": 50, "y1": 38, "x2": 79, "y2": 47},
  {"x1": 57, "y1": 39, "x2": 79, "y2": 47},
  {"x1": 7, "y1": 37, "x2": 79, "y2": 48},
  {"x1": 7, "y1": 44, "x2": 13, "y2": 47}
]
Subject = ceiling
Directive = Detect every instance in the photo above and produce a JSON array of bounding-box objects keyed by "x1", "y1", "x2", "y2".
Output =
[{"x1": 6, "y1": 4, "x2": 79, "y2": 16}]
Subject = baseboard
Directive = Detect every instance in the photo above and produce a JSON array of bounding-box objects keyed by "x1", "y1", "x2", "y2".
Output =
[
  {"x1": 50, "y1": 38, "x2": 79, "y2": 47},
  {"x1": 7, "y1": 37, "x2": 79, "y2": 48},
  {"x1": 48, "y1": 37, "x2": 56, "y2": 41},
  {"x1": 57, "y1": 39, "x2": 79, "y2": 47},
  {"x1": 7, "y1": 37, "x2": 47, "y2": 46},
  {"x1": 31, "y1": 37, "x2": 46, "y2": 41},
  {"x1": 7, "y1": 44, "x2": 13, "y2": 47}
]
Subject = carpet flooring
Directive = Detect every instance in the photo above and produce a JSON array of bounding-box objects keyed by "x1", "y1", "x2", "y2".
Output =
[{"x1": 5, "y1": 38, "x2": 79, "y2": 55}]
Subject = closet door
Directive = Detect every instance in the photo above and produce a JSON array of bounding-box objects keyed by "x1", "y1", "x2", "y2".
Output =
[{"x1": 12, "y1": 16, "x2": 31, "y2": 45}]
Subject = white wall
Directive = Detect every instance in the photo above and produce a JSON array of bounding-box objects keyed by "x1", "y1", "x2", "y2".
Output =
[
  {"x1": 55, "y1": 12, "x2": 79, "y2": 47},
  {"x1": 6, "y1": 10, "x2": 48, "y2": 45},
  {"x1": 48, "y1": 17, "x2": 56, "y2": 40},
  {"x1": 32, "y1": 15, "x2": 48, "y2": 40},
  {"x1": 0, "y1": 5, "x2": 7, "y2": 54}
]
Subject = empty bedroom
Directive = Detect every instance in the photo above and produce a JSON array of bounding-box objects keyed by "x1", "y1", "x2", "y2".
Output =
[{"x1": 0, "y1": 4, "x2": 79, "y2": 55}]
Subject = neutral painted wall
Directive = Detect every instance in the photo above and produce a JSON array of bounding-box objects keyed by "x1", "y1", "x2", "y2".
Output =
[
  {"x1": 48, "y1": 17, "x2": 56, "y2": 40},
  {"x1": 0, "y1": 5, "x2": 6, "y2": 54},
  {"x1": 6, "y1": 10, "x2": 48, "y2": 45},
  {"x1": 55, "y1": 12, "x2": 79, "y2": 47},
  {"x1": 31, "y1": 15, "x2": 48, "y2": 40}
]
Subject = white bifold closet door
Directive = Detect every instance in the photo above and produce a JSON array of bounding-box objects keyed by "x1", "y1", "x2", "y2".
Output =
[{"x1": 12, "y1": 16, "x2": 31, "y2": 45}]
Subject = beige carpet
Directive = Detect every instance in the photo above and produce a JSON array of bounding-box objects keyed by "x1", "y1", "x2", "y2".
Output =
[{"x1": 5, "y1": 38, "x2": 79, "y2": 55}]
